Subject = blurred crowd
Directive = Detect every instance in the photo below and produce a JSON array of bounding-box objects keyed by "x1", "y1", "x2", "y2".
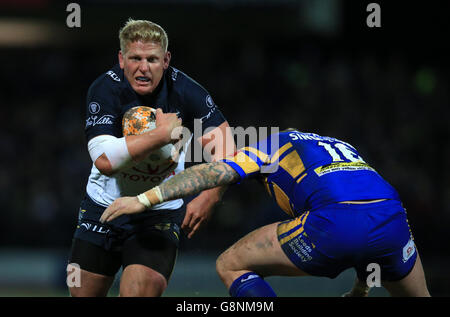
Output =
[{"x1": 0, "y1": 25, "x2": 448, "y2": 262}]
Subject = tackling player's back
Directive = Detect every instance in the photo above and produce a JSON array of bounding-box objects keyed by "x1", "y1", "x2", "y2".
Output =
[{"x1": 223, "y1": 129, "x2": 400, "y2": 217}]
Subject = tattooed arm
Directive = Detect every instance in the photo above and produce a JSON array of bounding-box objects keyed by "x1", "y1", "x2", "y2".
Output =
[
  {"x1": 159, "y1": 162, "x2": 239, "y2": 201},
  {"x1": 100, "y1": 162, "x2": 240, "y2": 223}
]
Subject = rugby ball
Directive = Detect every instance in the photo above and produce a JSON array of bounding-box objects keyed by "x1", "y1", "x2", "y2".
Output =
[{"x1": 122, "y1": 106, "x2": 175, "y2": 164}]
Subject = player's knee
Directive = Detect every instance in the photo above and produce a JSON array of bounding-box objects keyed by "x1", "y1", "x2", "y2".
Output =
[
  {"x1": 120, "y1": 272, "x2": 167, "y2": 297},
  {"x1": 216, "y1": 254, "x2": 226, "y2": 278},
  {"x1": 216, "y1": 250, "x2": 239, "y2": 280}
]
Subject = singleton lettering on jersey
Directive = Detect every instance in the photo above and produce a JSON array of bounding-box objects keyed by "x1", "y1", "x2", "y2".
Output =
[{"x1": 289, "y1": 131, "x2": 340, "y2": 143}]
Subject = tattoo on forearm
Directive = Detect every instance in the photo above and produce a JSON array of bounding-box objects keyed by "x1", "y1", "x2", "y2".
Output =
[{"x1": 158, "y1": 162, "x2": 239, "y2": 202}]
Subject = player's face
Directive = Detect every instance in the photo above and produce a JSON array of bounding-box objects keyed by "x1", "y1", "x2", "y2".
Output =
[{"x1": 119, "y1": 41, "x2": 171, "y2": 95}]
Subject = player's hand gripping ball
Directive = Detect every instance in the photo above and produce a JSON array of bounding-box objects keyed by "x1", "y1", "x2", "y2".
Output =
[{"x1": 122, "y1": 106, "x2": 176, "y2": 166}]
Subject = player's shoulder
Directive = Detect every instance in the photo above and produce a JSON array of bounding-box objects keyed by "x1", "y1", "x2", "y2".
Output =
[
  {"x1": 88, "y1": 64, "x2": 125, "y2": 96},
  {"x1": 166, "y1": 66, "x2": 208, "y2": 94}
]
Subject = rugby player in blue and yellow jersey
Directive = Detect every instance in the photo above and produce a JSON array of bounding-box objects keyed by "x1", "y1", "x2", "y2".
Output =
[{"x1": 100, "y1": 128, "x2": 430, "y2": 297}]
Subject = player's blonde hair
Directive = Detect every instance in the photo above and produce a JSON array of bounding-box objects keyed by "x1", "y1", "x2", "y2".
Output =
[{"x1": 119, "y1": 18, "x2": 168, "y2": 53}]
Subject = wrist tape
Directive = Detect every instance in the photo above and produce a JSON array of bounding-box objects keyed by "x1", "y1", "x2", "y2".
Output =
[
  {"x1": 137, "y1": 186, "x2": 163, "y2": 208},
  {"x1": 137, "y1": 193, "x2": 152, "y2": 208}
]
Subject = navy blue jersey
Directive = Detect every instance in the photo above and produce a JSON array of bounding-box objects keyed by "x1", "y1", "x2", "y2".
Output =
[
  {"x1": 223, "y1": 130, "x2": 400, "y2": 216},
  {"x1": 85, "y1": 64, "x2": 226, "y2": 142},
  {"x1": 80, "y1": 64, "x2": 228, "y2": 229}
]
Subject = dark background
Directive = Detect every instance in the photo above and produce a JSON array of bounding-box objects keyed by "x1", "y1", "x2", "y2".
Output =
[{"x1": 0, "y1": 0, "x2": 448, "y2": 295}]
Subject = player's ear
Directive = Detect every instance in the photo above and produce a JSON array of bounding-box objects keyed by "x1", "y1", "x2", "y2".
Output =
[
  {"x1": 163, "y1": 51, "x2": 171, "y2": 69},
  {"x1": 119, "y1": 51, "x2": 125, "y2": 69}
]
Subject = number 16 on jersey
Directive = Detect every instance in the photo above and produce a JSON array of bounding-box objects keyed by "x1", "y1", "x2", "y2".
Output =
[{"x1": 318, "y1": 141, "x2": 366, "y2": 163}]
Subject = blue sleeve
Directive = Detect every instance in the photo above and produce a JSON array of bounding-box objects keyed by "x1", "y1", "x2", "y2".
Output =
[
  {"x1": 84, "y1": 77, "x2": 122, "y2": 141},
  {"x1": 220, "y1": 143, "x2": 272, "y2": 180},
  {"x1": 221, "y1": 159, "x2": 248, "y2": 180}
]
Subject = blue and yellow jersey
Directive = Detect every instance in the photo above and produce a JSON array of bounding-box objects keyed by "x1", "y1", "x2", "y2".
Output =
[{"x1": 222, "y1": 130, "x2": 400, "y2": 217}]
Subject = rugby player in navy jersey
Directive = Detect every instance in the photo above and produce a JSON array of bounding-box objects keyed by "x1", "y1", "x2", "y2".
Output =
[
  {"x1": 68, "y1": 19, "x2": 235, "y2": 297},
  {"x1": 101, "y1": 129, "x2": 430, "y2": 297}
]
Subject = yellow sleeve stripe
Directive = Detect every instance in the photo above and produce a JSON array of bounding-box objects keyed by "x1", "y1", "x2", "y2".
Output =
[
  {"x1": 270, "y1": 142, "x2": 292, "y2": 163},
  {"x1": 230, "y1": 151, "x2": 260, "y2": 175},
  {"x1": 242, "y1": 147, "x2": 270, "y2": 163}
]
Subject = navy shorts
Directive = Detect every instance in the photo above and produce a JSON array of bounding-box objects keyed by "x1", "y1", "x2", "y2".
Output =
[
  {"x1": 277, "y1": 199, "x2": 417, "y2": 281},
  {"x1": 68, "y1": 195, "x2": 185, "y2": 279}
]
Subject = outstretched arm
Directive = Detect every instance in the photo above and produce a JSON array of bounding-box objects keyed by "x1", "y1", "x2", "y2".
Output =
[
  {"x1": 99, "y1": 162, "x2": 240, "y2": 223},
  {"x1": 159, "y1": 162, "x2": 239, "y2": 202}
]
